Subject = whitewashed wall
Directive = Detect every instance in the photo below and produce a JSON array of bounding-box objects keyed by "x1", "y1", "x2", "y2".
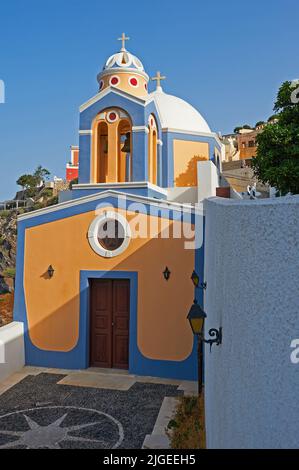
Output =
[
  {"x1": 204, "y1": 195, "x2": 299, "y2": 449},
  {"x1": 0, "y1": 322, "x2": 25, "y2": 383}
]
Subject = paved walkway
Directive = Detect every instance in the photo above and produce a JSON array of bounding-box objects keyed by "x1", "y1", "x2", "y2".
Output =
[{"x1": 0, "y1": 367, "x2": 197, "y2": 449}]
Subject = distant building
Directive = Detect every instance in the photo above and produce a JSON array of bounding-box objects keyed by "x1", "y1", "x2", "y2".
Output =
[
  {"x1": 66, "y1": 146, "x2": 79, "y2": 182},
  {"x1": 237, "y1": 127, "x2": 264, "y2": 160},
  {"x1": 222, "y1": 122, "x2": 270, "y2": 162}
]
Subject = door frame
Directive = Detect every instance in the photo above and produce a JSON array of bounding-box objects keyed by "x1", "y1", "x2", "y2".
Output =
[{"x1": 80, "y1": 270, "x2": 138, "y2": 371}]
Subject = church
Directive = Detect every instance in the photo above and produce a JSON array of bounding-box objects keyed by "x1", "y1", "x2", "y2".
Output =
[{"x1": 13, "y1": 35, "x2": 224, "y2": 380}]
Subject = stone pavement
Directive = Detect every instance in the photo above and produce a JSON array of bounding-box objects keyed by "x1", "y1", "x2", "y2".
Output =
[{"x1": 0, "y1": 367, "x2": 197, "y2": 449}]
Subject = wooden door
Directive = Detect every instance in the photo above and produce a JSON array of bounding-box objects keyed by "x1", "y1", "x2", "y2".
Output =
[{"x1": 90, "y1": 279, "x2": 129, "y2": 369}]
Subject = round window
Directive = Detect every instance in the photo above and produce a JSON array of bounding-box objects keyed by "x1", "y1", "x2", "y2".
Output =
[
  {"x1": 88, "y1": 212, "x2": 131, "y2": 258},
  {"x1": 98, "y1": 219, "x2": 125, "y2": 251}
]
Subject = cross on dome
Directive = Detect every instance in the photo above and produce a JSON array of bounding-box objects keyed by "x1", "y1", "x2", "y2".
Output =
[
  {"x1": 118, "y1": 32, "x2": 130, "y2": 51},
  {"x1": 151, "y1": 71, "x2": 166, "y2": 91}
]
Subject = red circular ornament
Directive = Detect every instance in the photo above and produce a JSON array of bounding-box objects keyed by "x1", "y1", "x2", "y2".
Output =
[
  {"x1": 110, "y1": 76, "x2": 119, "y2": 86},
  {"x1": 108, "y1": 112, "x2": 117, "y2": 122},
  {"x1": 129, "y1": 77, "x2": 138, "y2": 87}
]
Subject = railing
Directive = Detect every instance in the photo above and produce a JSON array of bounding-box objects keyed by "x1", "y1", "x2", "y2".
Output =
[{"x1": 0, "y1": 200, "x2": 29, "y2": 211}]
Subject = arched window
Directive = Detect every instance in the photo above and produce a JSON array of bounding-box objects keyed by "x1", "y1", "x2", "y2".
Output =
[
  {"x1": 118, "y1": 119, "x2": 132, "y2": 182},
  {"x1": 97, "y1": 122, "x2": 108, "y2": 183},
  {"x1": 148, "y1": 115, "x2": 158, "y2": 185},
  {"x1": 92, "y1": 109, "x2": 132, "y2": 183}
]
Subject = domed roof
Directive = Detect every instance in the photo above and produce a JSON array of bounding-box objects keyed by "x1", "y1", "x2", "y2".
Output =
[
  {"x1": 103, "y1": 50, "x2": 145, "y2": 72},
  {"x1": 149, "y1": 89, "x2": 211, "y2": 134}
]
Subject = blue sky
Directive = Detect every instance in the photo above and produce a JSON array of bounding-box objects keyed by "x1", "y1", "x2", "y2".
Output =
[{"x1": 0, "y1": 0, "x2": 298, "y2": 200}]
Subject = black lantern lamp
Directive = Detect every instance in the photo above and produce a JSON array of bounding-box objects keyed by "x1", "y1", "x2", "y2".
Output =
[
  {"x1": 187, "y1": 300, "x2": 222, "y2": 352},
  {"x1": 191, "y1": 270, "x2": 207, "y2": 290},
  {"x1": 187, "y1": 299, "x2": 222, "y2": 395},
  {"x1": 187, "y1": 299, "x2": 206, "y2": 335},
  {"x1": 47, "y1": 265, "x2": 55, "y2": 278},
  {"x1": 163, "y1": 267, "x2": 171, "y2": 281}
]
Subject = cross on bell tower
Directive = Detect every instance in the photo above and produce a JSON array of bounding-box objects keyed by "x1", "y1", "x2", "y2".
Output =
[
  {"x1": 151, "y1": 71, "x2": 166, "y2": 91},
  {"x1": 118, "y1": 32, "x2": 130, "y2": 51}
]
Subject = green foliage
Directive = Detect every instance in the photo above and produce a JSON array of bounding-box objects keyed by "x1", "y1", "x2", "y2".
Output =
[
  {"x1": 252, "y1": 81, "x2": 299, "y2": 195},
  {"x1": 46, "y1": 196, "x2": 58, "y2": 207},
  {"x1": 268, "y1": 114, "x2": 279, "y2": 122},
  {"x1": 69, "y1": 177, "x2": 79, "y2": 189},
  {"x1": 234, "y1": 124, "x2": 253, "y2": 133},
  {"x1": 33, "y1": 165, "x2": 50, "y2": 183},
  {"x1": 0, "y1": 210, "x2": 10, "y2": 218},
  {"x1": 39, "y1": 188, "x2": 54, "y2": 198},
  {"x1": 16, "y1": 174, "x2": 36, "y2": 190},
  {"x1": 16, "y1": 166, "x2": 51, "y2": 198},
  {"x1": 2, "y1": 268, "x2": 16, "y2": 278}
]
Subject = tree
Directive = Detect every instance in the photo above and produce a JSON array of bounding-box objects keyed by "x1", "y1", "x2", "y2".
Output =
[
  {"x1": 16, "y1": 174, "x2": 37, "y2": 191},
  {"x1": 255, "y1": 121, "x2": 265, "y2": 128},
  {"x1": 16, "y1": 166, "x2": 51, "y2": 198},
  {"x1": 252, "y1": 81, "x2": 299, "y2": 195},
  {"x1": 234, "y1": 124, "x2": 253, "y2": 133},
  {"x1": 33, "y1": 166, "x2": 50, "y2": 185}
]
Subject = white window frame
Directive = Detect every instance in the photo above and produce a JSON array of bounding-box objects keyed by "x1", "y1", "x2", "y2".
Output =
[{"x1": 88, "y1": 211, "x2": 131, "y2": 258}]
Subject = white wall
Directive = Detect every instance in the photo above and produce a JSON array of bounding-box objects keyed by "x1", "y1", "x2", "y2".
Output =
[
  {"x1": 0, "y1": 322, "x2": 25, "y2": 383},
  {"x1": 197, "y1": 161, "x2": 219, "y2": 202},
  {"x1": 204, "y1": 195, "x2": 299, "y2": 449}
]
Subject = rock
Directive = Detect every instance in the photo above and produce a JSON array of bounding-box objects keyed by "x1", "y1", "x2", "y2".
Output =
[{"x1": 0, "y1": 212, "x2": 17, "y2": 294}]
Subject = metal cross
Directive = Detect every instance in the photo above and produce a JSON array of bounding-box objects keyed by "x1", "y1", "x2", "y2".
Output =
[
  {"x1": 118, "y1": 33, "x2": 130, "y2": 50},
  {"x1": 151, "y1": 71, "x2": 166, "y2": 89}
]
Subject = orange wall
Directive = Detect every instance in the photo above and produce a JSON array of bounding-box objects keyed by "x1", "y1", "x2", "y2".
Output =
[
  {"x1": 23, "y1": 208, "x2": 194, "y2": 362},
  {"x1": 173, "y1": 140, "x2": 209, "y2": 186}
]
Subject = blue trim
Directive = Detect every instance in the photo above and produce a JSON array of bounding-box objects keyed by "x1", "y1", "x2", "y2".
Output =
[
  {"x1": 71, "y1": 186, "x2": 167, "y2": 201},
  {"x1": 15, "y1": 194, "x2": 195, "y2": 230}
]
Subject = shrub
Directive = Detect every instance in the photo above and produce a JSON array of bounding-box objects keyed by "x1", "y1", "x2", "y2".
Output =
[{"x1": 167, "y1": 394, "x2": 205, "y2": 449}]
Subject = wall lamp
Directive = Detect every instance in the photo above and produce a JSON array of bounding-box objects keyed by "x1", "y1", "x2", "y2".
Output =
[
  {"x1": 163, "y1": 267, "x2": 171, "y2": 281},
  {"x1": 187, "y1": 299, "x2": 222, "y2": 395},
  {"x1": 191, "y1": 270, "x2": 207, "y2": 290},
  {"x1": 187, "y1": 300, "x2": 222, "y2": 352},
  {"x1": 47, "y1": 265, "x2": 55, "y2": 278}
]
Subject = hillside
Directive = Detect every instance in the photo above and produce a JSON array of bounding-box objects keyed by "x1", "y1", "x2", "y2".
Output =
[
  {"x1": 0, "y1": 182, "x2": 62, "y2": 325},
  {"x1": 0, "y1": 211, "x2": 17, "y2": 293}
]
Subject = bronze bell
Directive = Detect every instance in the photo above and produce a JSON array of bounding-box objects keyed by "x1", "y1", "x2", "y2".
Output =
[{"x1": 121, "y1": 132, "x2": 131, "y2": 153}]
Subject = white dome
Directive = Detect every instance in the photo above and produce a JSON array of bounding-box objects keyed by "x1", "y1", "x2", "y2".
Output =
[
  {"x1": 149, "y1": 89, "x2": 211, "y2": 134},
  {"x1": 103, "y1": 50, "x2": 145, "y2": 72}
]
